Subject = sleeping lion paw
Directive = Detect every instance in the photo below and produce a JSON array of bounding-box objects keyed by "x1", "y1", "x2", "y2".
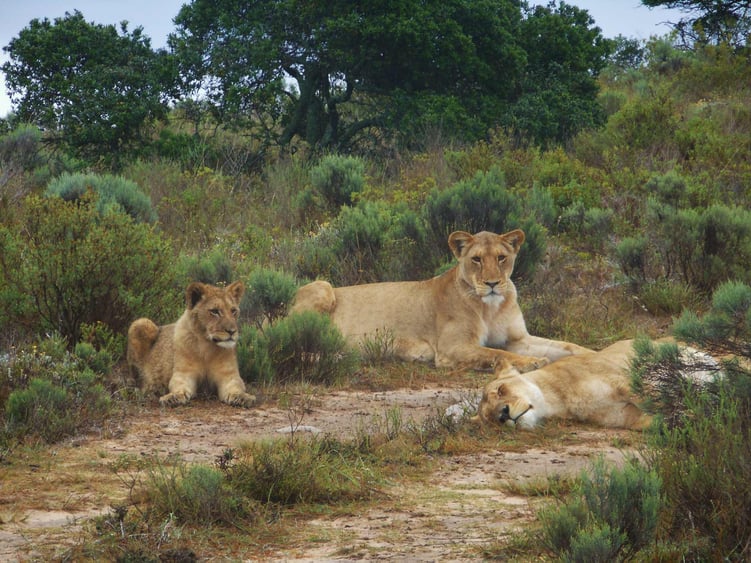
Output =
[{"x1": 514, "y1": 356, "x2": 549, "y2": 373}]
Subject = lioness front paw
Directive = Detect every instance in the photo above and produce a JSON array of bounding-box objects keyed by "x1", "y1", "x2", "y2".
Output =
[
  {"x1": 224, "y1": 392, "x2": 257, "y2": 408},
  {"x1": 159, "y1": 391, "x2": 192, "y2": 407},
  {"x1": 514, "y1": 356, "x2": 549, "y2": 373}
]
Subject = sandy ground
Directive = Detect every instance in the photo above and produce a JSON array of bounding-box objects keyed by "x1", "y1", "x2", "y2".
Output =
[{"x1": 0, "y1": 383, "x2": 641, "y2": 561}]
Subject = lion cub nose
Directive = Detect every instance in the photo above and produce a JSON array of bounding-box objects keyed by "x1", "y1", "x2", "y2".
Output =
[{"x1": 485, "y1": 281, "x2": 499, "y2": 289}]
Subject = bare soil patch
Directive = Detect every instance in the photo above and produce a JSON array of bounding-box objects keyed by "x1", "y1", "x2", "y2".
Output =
[{"x1": 0, "y1": 380, "x2": 643, "y2": 561}]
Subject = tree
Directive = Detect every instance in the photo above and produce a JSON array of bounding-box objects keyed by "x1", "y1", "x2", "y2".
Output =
[
  {"x1": 168, "y1": 0, "x2": 527, "y2": 151},
  {"x1": 2, "y1": 11, "x2": 177, "y2": 166},
  {"x1": 506, "y1": 2, "x2": 613, "y2": 146},
  {"x1": 641, "y1": 0, "x2": 751, "y2": 47}
]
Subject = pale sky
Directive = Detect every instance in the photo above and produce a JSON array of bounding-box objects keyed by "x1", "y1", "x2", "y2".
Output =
[{"x1": 0, "y1": 0, "x2": 685, "y2": 118}]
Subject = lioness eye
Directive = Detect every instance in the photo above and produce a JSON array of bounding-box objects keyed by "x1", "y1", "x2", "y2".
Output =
[
  {"x1": 471, "y1": 256, "x2": 481, "y2": 264},
  {"x1": 498, "y1": 255, "x2": 506, "y2": 263},
  {"x1": 231, "y1": 308, "x2": 239, "y2": 317},
  {"x1": 210, "y1": 308, "x2": 221, "y2": 316}
]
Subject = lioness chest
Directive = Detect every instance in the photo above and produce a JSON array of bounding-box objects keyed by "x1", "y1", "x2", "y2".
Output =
[{"x1": 478, "y1": 298, "x2": 526, "y2": 349}]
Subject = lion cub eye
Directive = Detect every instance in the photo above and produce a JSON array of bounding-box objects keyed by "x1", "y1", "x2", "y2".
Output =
[
  {"x1": 471, "y1": 256, "x2": 481, "y2": 264},
  {"x1": 231, "y1": 308, "x2": 239, "y2": 318},
  {"x1": 210, "y1": 308, "x2": 221, "y2": 317},
  {"x1": 498, "y1": 255, "x2": 507, "y2": 264}
]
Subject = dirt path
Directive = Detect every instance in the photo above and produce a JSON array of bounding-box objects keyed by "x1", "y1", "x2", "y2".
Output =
[{"x1": 0, "y1": 384, "x2": 640, "y2": 561}]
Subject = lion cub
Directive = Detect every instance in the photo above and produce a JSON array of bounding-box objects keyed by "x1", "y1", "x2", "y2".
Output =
[{"x1": 127, "y1": 281, "x2": 256, "y2": 408}]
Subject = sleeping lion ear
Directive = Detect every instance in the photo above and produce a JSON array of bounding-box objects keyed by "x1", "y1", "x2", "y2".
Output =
[
  {"x1": 448, "y1": 231, "x2": 473, "y2": 258},
  {"x1": 186, "y1": 282, "x2": 206, "y2": 309},
  {"x1": 502, "y1": 229, "x2": 525, "y2": 252}
]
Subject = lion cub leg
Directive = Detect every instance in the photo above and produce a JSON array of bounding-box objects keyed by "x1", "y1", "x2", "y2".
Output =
[
  {"x1": 216, "y1": 376, "x2": 256, "y2": 408},
  {"x1": 159, "y1": 370, "x2": 199, "y2": 407}
]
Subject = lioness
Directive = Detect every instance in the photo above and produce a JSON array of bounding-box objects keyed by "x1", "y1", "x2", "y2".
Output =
[
  {"x1": 127, "y1": 281, "x2": 256, "y2": 408},
  {"x1": 291, "y1": 229, "x2": 588, "y2": 372},
  {"x1": 477, "y1": 339, "x2": 651, "y2": 430}
]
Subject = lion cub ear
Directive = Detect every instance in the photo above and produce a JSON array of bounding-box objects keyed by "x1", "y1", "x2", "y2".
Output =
[
  {"x1": 186, "y1": 282, "x2": 208, "y2": 309},
  {"x1": 502, "y1": 229, "x2": 525, "y2": 252},
  {"x1": 448, "y1": 231, "x2": 474, "y2": 259},
  {"x1": 226, "y1": 280, "x2": 245, "y2": 303}
]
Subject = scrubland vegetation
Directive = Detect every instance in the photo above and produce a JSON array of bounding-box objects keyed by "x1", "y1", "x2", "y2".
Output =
[{"x1": 2, "y1": 21, "x2": 751, "y2": 560}]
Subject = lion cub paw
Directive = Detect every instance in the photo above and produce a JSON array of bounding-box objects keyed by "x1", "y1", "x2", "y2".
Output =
[
  {"x1": 159, "y1": 391, "x2": 192, "y2": 407},
  {"x1": 514, "y1": 356, "x2": 549, "y2": 373},
  {"x1": 224, "y1": 392, "x2": 257, "y2": 408}
]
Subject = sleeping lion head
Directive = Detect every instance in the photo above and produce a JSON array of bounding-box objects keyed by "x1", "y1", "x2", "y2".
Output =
[
  {"x1": 478, "y1": 374, "x2": 537, "y2": 429},
  {"x1": 448, "y1": 229, "x2": 524, "y2": 306},
  {"x1": 186, "y1": 281, "x2": 245, "y2": 349}
]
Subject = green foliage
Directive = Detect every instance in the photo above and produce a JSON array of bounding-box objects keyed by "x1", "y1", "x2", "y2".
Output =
[
  {"x1": 238, "y1": 311, "x2": 356, "y2": 386},
  {"x1": 297, "y1": 200, "x2": 428, "y2": 285},
  {"x1": 2, "y1": 11, "x2": 176, "y2": 166},
  {"x1": 178, "y1": 248, "x2": 233, "y2": 285},
  {"x1": 241, "y1": 269, "x2": 298, "y2": 327},
  {"x1": 309, "y1": 155, "x2": 365, "y2": 208},
  {"x1": 228, "y1": 437, "x2": 379, "y2": 505},
  {"x1": 422, "y1": 167, "x2": 546, "y2": 281},
  {"x1": 1, "y1": 336, "x2": 113, "y2": 445},
  {"x1": 643, "y1": 391, "x2": 751, "y2": 561},
  {"x1": 539, "y1": 458, "x2": 661, "y2": 561},
  {"x1": 0, "y1": 193, "x2": 179, "y2": 343},
  {"x1": 46, "y1": 172, "x2": 156, "y2": 223},
  {"x1": 144, "y1": 457, "x2": 255, "y2": 526}
]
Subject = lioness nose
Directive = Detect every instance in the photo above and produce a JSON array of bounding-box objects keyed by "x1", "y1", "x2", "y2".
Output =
[
  {"x1": 499, "y1": 405, "x2": 510, "y2": 423},
  {"x1": 485, "y1": 281, "x2": 499, "y2": 289}
]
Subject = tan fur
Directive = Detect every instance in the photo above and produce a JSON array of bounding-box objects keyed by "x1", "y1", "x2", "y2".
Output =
[
  {"x1": 291, "y1": 229, "x2": 589, "y2": 372},
  {"x1": 477, "y1": 339, "x2": 652, "y2": 430},
  {"x1": 127, "y1": 281, "x2": 256, "y2": 408}
]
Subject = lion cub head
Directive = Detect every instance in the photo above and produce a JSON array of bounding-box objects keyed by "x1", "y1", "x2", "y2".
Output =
[
  {"x1": 448, "y1": 229, "x2": 524, "y2": 305},
  {"x1": 478, "y1": 372, "x2": 536, "y2": 429},
  {"x1": 186, "y1": 281, "x2": 244, "y2": 349}
]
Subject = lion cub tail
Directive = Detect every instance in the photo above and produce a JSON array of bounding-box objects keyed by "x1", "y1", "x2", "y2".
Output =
[
  {"x1": 126, "y1": 318, "x2": 160, "y2": 378},
  {"x1": 290, "y1": 280, "x2": 337, "y2": 315}
]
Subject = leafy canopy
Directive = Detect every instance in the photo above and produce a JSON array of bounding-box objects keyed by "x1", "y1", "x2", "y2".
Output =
[
  {"x1": 1, "y1": 11, "x2": 177, "y2": 166},
  {"x1": 169, "y1": 0, "x2": 610, "y2": 150}
]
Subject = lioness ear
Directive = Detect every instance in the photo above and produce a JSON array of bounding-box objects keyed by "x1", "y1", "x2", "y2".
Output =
[
  {"x1": 186, "y1": 282, "x2": 207, "y2": 309},
  {"x1": 448, "y1": 231, "x2": 473, "y2": 259},
  {"x1": 226, "y1": 281, "x2": 245, "y2": 303},
  {"x1": 502, "y1": 229, "x2": 525, "y2": 252}
]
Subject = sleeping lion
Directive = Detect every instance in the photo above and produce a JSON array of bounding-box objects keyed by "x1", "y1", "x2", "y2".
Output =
[
  {"x1": 477, "y1": 339, "x2": 652, "y2": 430},
  {"x1": 291, "y1": 229, "x2": 589, "y2": 372},
  {"x1": 127, "y1": 281, "x2": 256, "y2": 408}
]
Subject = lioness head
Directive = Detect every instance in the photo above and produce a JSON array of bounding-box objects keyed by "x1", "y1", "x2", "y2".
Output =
[
  {"x1": 478, "y1": 374, "x2": 536, "y2": 429},
  {"x1": 448, "y1": 229, "x2": 524, "y2": 305},
  {"x1": 186, "y1": 281, "x2": 245, "y2": 349}
]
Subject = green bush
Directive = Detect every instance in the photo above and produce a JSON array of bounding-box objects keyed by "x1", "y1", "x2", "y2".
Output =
[
  {"x1": 309, "y1": 154, "x2": 365, "y2": 208},
  {"x1": 228, "y1": 437, "x2": 379, "y2": 505},
  {"x1": 179, "y1": 248, "x2": 234, "y2": 285},
  {"x1": 241, "y1": 269, "x2": 298, "y2": 327},
  {"x1": 144, "y1": 458, "x2": 255, "y2": 526},
  {"x1": 46, "y1": 172, "x2": 156, "y2": 223},
  {"x1": 539, "y1": 458, "x2": 661, "y2": 561},
  {"x1": 422, "y1": 167, "x2": 546, "y2": 282},
  {"x1": 1, "y1": 336, "x2": 113, "y2": 444},
  {"x1": 238, "y1": 311, "x2": 356, "y2": 386},
  {"x1": 0, "y1": 194, "x2": 179, "y2": 343},
  {"x1": 297, "y1": 200, "x2": 428, "y2": 285}
]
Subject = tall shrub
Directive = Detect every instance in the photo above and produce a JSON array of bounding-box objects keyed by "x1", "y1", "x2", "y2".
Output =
[{"x1": 0, "y1": 193, "x2": 178, "y2": 343}]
